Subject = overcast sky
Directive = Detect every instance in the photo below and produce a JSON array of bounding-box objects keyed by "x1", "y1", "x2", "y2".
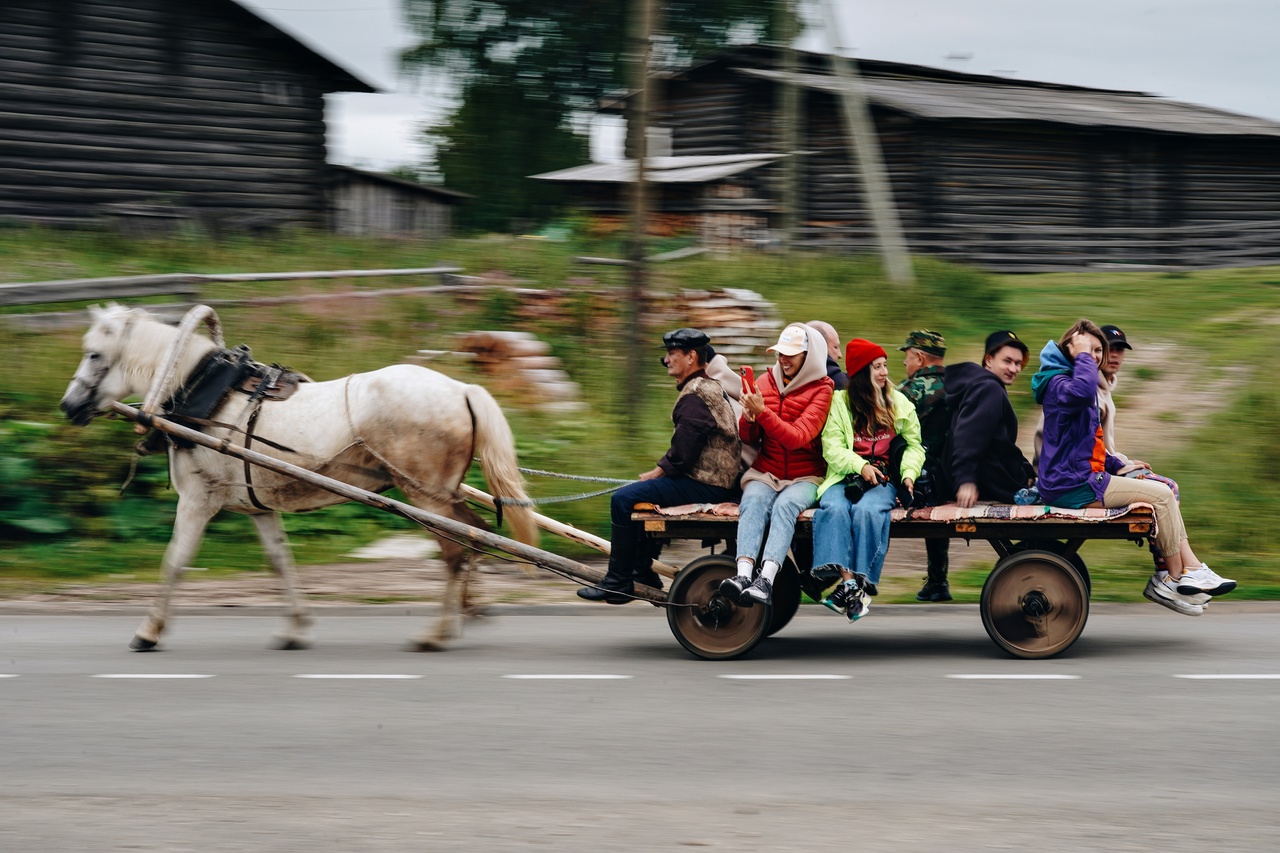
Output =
[{"x1": 237, "y1": 0, "x2": 1280, "y2": 172}]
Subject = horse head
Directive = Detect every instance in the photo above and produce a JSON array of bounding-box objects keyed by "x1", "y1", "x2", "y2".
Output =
[{"x1": 60, "y1": 303, "x2": 146, "y2": 426}]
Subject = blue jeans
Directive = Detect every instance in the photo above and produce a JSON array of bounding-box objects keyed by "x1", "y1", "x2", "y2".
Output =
[
  {"x1": 610, "y1": 476, "x2": 738, "y2": 526},
  {"x1": 735, "y1": 479, "x2": 818, "y2": 568},
  {"x1": 811, "y1": 482, "x2": 897, "y2": 584}
]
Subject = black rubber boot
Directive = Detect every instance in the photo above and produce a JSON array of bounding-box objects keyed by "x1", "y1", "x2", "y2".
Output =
[{"x1": 578, "y1": 523, "x2": 637, "y2": 604}]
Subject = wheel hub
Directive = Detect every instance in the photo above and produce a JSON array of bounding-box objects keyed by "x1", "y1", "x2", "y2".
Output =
[{"x1": 1021, "y1": 589, "x2": 1052, "y2": 619}]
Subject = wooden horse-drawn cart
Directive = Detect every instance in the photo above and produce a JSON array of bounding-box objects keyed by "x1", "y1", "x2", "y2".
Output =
[
  {"x1": 107, "y1": 402, "x2": 1153, "y2": 662},
  {"x1": 635, "y1": 501, "x2": 1154, "y2": 661}
]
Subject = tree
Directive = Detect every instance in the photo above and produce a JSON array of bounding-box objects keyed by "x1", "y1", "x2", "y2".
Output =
[
  {"x1": 402, "y1": 0, "x2": 782, "y2": 230},
  {"x1": 432, "y1": 71, "x2": 588, "y2": 232}
]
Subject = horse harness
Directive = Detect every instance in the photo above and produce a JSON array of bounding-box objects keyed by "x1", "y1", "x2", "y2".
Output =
[{"x1": 136, "y1": 345, "x2": 307, "y2": 511}]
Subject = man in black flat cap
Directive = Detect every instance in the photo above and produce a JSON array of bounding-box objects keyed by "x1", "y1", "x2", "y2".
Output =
[
  {"x1": 942, "y1": 330, "x2": 1037, "y2": 509},
  {"x1": 578, "y1": 328, "x2": 743, "y2": 603}
]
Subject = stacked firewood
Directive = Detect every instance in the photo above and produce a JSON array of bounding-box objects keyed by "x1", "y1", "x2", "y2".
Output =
[
  {"x1": 651, "y1": 287, "x2": 781, "y2": 359},
  {"x1": 450, "y1": 330, "x2": 585, "y2": 413}
]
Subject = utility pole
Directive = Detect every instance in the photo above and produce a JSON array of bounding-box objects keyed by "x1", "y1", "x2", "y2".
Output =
[
  {"x1": 820, "y1": 0, "x2": 914, "y2": 283},
  {"x1": 777, "y1": 0, "x2": 800, "y2": 249},
  {"x1": 623, "y1": 0, "x2": 655, "y2": 428}
]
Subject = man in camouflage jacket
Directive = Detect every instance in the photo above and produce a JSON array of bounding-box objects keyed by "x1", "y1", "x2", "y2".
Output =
[{"x1": 897, "y1": 330, "x2": 952, "y2": 602}]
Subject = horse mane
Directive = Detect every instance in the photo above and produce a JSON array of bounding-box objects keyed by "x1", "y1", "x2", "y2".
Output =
[{"x1": 107, "y1": 308, "x2": 219, "y2": 402}]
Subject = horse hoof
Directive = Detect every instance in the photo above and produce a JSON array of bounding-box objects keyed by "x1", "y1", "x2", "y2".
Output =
[
  {"x1": 407, "y1": 639, "x2": 446, "y2": 653},
  {"x1": 129, "y1": 636, "x2": 159, "y2": 652},
  {"x1": 270, "y1": 637, "x2": 311, "y2": 651}
]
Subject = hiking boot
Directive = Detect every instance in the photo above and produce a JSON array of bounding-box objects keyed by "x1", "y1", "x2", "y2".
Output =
[
  {"x1": 743, "y1": 577, "x2": 773, "y2": 606},
  {"x1": 1143, "y1": 573, "x2": 1205, "y2": 617},
  {"x1": 719, "y1": 575, "x2": 752, "y2": 603},
  {"x1": 916, "y1": 579, "x2": 952, "y2": 602},
  {"x1": 1175, "y1": 565, "x2": 1237, "y2": 597}
]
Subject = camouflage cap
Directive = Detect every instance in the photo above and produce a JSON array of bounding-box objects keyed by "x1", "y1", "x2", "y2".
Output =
[{"x1": 898, "y1": 329, "x2": 946, "y2": 357}]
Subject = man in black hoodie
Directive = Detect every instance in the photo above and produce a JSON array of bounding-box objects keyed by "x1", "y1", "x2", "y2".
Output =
[{"x1": 943, "y1": 331, "x2": 1037, "y2": 507}]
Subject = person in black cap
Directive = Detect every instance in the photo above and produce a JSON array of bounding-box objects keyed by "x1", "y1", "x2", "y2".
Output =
[
  {"x1": 577, "y1": 328, "x2": 742, "y2": 603},
  {"x1": 940, "y1": 330, "x2": 1036, "y2": 508}
]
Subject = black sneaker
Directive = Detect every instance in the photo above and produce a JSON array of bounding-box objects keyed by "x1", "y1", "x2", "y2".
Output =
[
  {"x1": 864, "y1": 582, "x2": 878, "y2": 597},
  {"x1": 810, "y1": 563, "x2": 844, "y2": 584},
  {"x1": 743, "y1": 576, "x2": 773, "y2": 606},
  {"x1": 916, "y1": 579, "x2": 952, "y2": 602},
  {"x1": 719, "y1": 575, "x2": 752, "y2": 603},
  {"x1": 822, "y1": 576, "x2": 861, "y2": 614}
]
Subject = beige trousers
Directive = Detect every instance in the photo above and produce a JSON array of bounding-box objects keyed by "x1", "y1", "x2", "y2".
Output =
[{"x1": 1102, "y1": 475, "x2": 1185, "y2": 557}]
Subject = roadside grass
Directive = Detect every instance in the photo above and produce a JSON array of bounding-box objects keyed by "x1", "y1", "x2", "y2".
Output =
[{"x1": 3, "y1": 227, "x2": 1278, "y2": 601}]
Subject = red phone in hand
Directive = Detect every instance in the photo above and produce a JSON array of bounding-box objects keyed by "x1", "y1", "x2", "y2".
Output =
[{"x1": 740, "y1": 366, "x2": 756, "y2": 393}]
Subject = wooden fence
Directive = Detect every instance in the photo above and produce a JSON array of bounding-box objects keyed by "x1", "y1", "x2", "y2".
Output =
[{"x1": 0, "y1": 266, "x2": 464, "y2": 308}]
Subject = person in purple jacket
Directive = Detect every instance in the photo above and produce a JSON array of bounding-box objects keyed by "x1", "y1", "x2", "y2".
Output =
[{"x1": 1032, "y1": 319, "x2": 1237, "y2": 616}]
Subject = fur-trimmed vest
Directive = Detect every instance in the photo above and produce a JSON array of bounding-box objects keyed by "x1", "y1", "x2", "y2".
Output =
[{"x1": 675, "y1": 376, "x2": 743, "y2": 489}]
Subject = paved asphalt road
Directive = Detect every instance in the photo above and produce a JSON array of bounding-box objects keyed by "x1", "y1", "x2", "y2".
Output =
[{"x1": 2, "y1": 605, "x2": 1279, "y2": 852}]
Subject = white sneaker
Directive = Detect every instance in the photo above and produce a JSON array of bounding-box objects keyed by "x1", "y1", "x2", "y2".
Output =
[
  {"x1": 1155, "y1": 572, "x2": 1210, "y2": 605},
  {"x1": 1144, "y1": 573, "x2": 1205, "y2": 617},
  {"x1": 1175, "y1": 565, "x2": 1237, "y2": 597}
]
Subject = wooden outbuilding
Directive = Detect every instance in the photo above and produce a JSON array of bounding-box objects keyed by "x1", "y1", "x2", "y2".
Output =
[
  {"x1": 329, "y1": 166, "x2": 467, "y2": 238},
  {"x1": 531, "y1": 153, "x2": 783, "y2": 249},
  {"x1": 573, "y1": 45, "x2": 1280, "y2": 270},
  {"x1": 0, "y1": 0, "x2": 375, "y2": 231}
]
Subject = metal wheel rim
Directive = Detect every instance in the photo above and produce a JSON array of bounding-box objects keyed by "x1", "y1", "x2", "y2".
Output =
[
  {"x1": 982, "y1": 550, "x2": 1089, "y2": 659},
  {"x1": 667, "y1": 556, "x2": 769, "y2": 660}
]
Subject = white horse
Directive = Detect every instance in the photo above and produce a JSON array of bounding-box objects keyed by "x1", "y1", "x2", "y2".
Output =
[{"x1": 60, "y1": 304, "x2": 537, "y2": 652}]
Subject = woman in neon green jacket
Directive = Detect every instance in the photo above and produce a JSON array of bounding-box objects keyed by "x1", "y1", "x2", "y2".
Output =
[{"x1": 811, "y1": 339, "x2": 924, "y2": 621}]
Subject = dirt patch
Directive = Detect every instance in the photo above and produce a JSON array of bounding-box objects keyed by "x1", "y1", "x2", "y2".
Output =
[{"x1": 1109, "y1": 343, "x2": 1247, "y2": 461}]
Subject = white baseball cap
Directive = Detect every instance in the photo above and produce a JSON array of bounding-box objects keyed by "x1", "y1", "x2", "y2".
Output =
[{"x1": 767, "y1": 324, "x2": 810, "y2": 356}]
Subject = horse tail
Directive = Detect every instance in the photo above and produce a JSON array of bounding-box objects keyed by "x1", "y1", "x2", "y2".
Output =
[{"x1": 464, "y1": 384, "x2": 539, "y2": 551}]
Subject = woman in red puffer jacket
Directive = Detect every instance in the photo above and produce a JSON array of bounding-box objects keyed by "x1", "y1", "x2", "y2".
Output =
[{"x1": 719, "y1": 323, "x2": 834, "y2": 606}]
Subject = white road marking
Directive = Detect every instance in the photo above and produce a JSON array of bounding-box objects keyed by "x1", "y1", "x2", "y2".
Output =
[
  {"x1": 947, "y1": 674, "x2": 1081, "y2": 680},
  {"x1": 1174, "y1": 674, "x2": 1280, "y2": 680},
  {"x1": 502, "y1": 674, "x2": 632, "y2": 680},
  {"x1": 0, "y1": 674, "x2": 19, "y2": 678},
  {"x1": 93, "y1": 674, "x2": 215, "y2": 679},
  {"x1": 718, "y1": 674, "x2": 852, "y2": 680},
  {"x1": 293, "y1": 674, "x2": 423, "y2": 679}
]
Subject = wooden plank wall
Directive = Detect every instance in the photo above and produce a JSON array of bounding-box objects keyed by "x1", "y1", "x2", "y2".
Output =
[
  {"x1": 0, "y1": 0, "x2": 340, "y2": 228},
  {"x1": 331, "y1": 179, "x2": 454, "y2": 238},
  {"x1": 662, "y1": 64, "x2": 1280, "y2": 269}
]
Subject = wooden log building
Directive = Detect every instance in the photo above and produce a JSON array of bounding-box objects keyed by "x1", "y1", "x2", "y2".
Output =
[
  {"x1": 330, "y1": 166, "x2": 467, "y2": 239},
  {"x1": 551, "y1": 45, "x2": 1280, "y2": 270},
  {"x1": 0, "y1": 0, "x2": 375, "y2": 231}
]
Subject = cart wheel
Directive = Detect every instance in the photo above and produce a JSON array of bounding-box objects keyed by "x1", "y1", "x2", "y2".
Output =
[
  {"x1": 1010, "y1": 539, "x2": 1092, "y2": 596},
  {"x1": 981, "y1": 549, "x2": 1089, "y2": 659},
  {"x1": 765, "y1": 559, "x2": 803, "y2": 637},
  {"x1": 666, "y1": 555, "x2": 769, "y2": 660}
]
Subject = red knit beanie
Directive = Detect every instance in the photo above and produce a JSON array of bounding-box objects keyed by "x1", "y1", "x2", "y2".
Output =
[{"x1": 844, "y1": 338, "x2": 887, "y2": 378}]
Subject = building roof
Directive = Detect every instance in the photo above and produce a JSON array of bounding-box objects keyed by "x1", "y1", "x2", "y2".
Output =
[
  {"x1": 331, "y1": 165, "x2": 470, "y2": 201},
  {"x1": 531, "y1": 153, "x2": 783, "y2": 184},
  {"x1": 737, "y1": 66, "x2": 1280, "y2": 138},
  {"x1": 228, "y1": 0, "x2": 377, "y2": 93}
]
